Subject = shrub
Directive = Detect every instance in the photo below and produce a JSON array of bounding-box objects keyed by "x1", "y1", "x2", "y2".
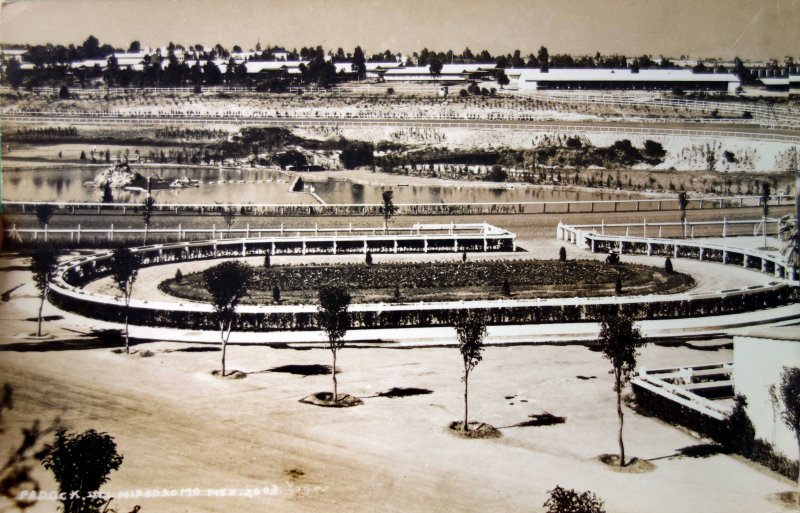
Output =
[
  {"x1": 543, "y1": 486, "x2": 605, "y2": 513},
  {"x1": 614, "y1": 275, "x2": 622, "y2": 294},
  {"x1": 484, "y1": 165, "x2": 507, "y2": 182},
  {"x1": 459, "y1": 89, "x2": 468, "y2": 97},
  {"x1": 664, "y1": 257, "x2": 673, "y2": 273},
  {"x1": 264, "y1": 252, "x2": 271, "y2": 268},
  {"x1": 175, "y1": 268, "x2": 183, "y2": 284},
  {"x1": 559, "y1": 246, "x2": 567, "y2": 262},
  {"x1": 502, "y1": 278, "x2": 511, "y2": 297},
  {"x1": 39, "y1": 429, "x2": 124, "y2": 513},
  {"x1": 365, "y1": 251, "x2": 373, "y2": 266},
  {"x1": 272, "y1": 286, "x2": 281, "y2": 303}
]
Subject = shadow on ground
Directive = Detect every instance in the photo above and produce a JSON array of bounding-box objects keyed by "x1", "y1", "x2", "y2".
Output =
[
  {"x1": 648, "y1": 443, "x2": 728, "y2": 462},
  {"x1": 0, "y1": 328, "x2": 150, "y2": 352},
  {"x1": 499, "y1": 412, "x2": 566, "y2": 429},
  {"x1": 265, "y1": 364, "x2": 332, "y2": 376},
  {"x1": 376, "y1": 387, "x2": 433, "y2": 398}
]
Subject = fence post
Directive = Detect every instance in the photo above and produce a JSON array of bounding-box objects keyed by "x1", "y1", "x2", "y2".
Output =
[
  {"x1": 178, "y1": 224, "x2": 182, "y2": 241},
  {"x1": 723, "y1": 217, "x2": 727, "y2": 237},
  {"x1": 77, "y1": 224, "x2": 81, "y2": 244},
  {"x1": 109, "y1": 224, "x2": 114, "y2": 241},
  {"x1": 44, "y1": 224, "x2": 48, "y2": 242}
]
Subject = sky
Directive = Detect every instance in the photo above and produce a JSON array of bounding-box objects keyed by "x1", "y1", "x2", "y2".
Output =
[{"x1": 0, "y1": 0, "x2": 798, "y2": 61}]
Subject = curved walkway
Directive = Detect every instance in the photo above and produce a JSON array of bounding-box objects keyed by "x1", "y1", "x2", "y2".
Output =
[
  {"x1": 85, "y1": 238, "x2": 776, "y2": 304},
  {"x1": 71, "y1": 237, "x2": 799, "y2": 345}
]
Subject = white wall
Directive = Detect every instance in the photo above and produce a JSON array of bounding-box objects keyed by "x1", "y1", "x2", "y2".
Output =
[{"x1": 734, "y1": 333, "x2": 800, "y2": 460}]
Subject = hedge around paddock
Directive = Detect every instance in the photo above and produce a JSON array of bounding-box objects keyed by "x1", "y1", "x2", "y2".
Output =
[{"x1": 159, "y1": 260, "x2": 695, "y2": 304}]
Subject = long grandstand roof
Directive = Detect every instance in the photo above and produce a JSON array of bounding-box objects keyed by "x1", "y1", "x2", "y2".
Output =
[{"x1": 518, "y1": 68, "x2": 739, "y2": 83}]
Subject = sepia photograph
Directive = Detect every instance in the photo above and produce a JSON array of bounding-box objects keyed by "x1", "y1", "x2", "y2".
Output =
[{"x1": 0, "y1": 0, "x2": 798, "y2": 511}]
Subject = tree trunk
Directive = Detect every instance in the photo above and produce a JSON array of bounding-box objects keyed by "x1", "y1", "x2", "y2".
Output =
[
  {"x1": 37, "y1": 292, "x2": 46, "y2": 337},
  {"x1": 124, "y1": 299, "x2": 130, "y2": 355},
  {"x1": 617, "y1": 386, "x2": 626, "y2": 467},
  {"x1": 463, "y1": 369, "x2": 470, "y2": 432},
  {"x1": 332, "y1": 349, "x2": 338, "y2": 403},
  {"x1": 681, "y1": 212, "x2": 686, "y2": 238},
  {"x1": 220, "y1": 322, "x2": 227, "y2": 377}
]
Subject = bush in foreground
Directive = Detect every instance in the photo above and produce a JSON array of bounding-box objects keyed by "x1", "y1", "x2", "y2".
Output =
[{"x1": 543, "y1": 486, "x2": 605, "y2": 513}]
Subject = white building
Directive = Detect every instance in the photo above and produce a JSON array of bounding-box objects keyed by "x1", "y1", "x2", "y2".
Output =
[
  {"x1": 733, "y1": 327, "x2": 800, "y2": 460},
  {"x1": 516, "y1": 68, "x2": 741, "y2": 93}
]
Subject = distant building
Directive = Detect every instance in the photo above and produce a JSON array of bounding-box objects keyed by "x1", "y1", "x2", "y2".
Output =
[
  {"x1": 516, "y1": 68, "x2": 741, "y2": 93},
  {"x1": 244, "y1": 60, "x2": 307, "y2": 76},
  {"x1": 379, "y1": 63, "x2": 496, "y2": 83}
]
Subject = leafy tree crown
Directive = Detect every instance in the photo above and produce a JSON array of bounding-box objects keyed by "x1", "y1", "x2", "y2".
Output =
[
  {"x1": 318, "y1": 286, "x2": 351, "y2": 349},
  {"x1": 455, "y1": 311, "x2": 487, "y2": 376},
  {"x1": 31, "y1": 248, "x2": 60, "y2": 295},
  {"x1": 203, "y1": 261, "x2": 252, "y2": 321},
  {"x1": 109, "y1": 247, "x2": 141, "y2": 296},
  {"x1": 780, "y1": 367, "x2": 800, "y2": 433},
  {"x1": 598, "y1": 312, "x2": 645, "y2": 392}
]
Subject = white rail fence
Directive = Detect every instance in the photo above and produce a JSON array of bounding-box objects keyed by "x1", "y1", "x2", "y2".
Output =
[
  {"x1": 3, "y1": 194, "x2": 794, "y2": 217},
  {"x1": 632, "y1": 363, "x2": 734, "y2": 420},
  {"x1": 557, "y1": 218, "x2": 799, "y2": 285},
  {"x1": 4, "y1": 112, "x2": 800, "y2": 143}
]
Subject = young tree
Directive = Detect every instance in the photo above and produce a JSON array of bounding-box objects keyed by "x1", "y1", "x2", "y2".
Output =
[
  {"x1": 30, "y1": 248, "x2": 60, "y2": 337},
  {"x1": 598, "y1": 311, "x2": 645, "y2": 466},
  {"x1": 760, "y1": 181, "x2": 771, "y2": 249},
  {"x1": 264, "y1": 251, "x2": 271, "y2": 268},
  {"x1": 779, "y1": 367, "x2": 800, "y2": 505},
  {"x1": 318, "y1": 286, "x2": 351, "y2": 402},
  {"x1": 221, "y1": 205, "x2": 237, "y2": 235},
  {"x1": 34, "y1": 203, "x2": 56, "y2": 228},
  {"x1": 455, "y1": 311, "x2": 487, "y2": 432},
  {"x1": 109, "y1": 246, "x2": 141, "y2": 354},
  {"x1": 664, "y1": 257, "x2": 673, "y2": 273},
  {"x1": 677, "y1": 191, "x2": 688, "y2": 238},
  {"x1": 142, "y1": 195, "x2": 156, "y2": 244},
  {"x1": 365, "y1": 250, "x2": 373, "y2": 266},
  {"x1": 381, "y1": 189, "x2": 399, "y2": 231},
  {"x1": 559, "y1": 246, "x2": 567, "y2": 262},
  {"x1": 203, "y1": 261, "x2": 252, "y2": 377},
  {"x1": 39, "y1": 429, "x2": 124, "y2": 513},
  {"x1": 272, "y1": 285, "x2": 281, "y2": 303}
]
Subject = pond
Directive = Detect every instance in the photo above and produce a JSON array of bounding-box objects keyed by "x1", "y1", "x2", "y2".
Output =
[{"x1": 2, "y1": 165, "x2": 640, "y2": 205}]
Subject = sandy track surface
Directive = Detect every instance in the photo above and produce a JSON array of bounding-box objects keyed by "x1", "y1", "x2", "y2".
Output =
[{"x1": 0, "y1": 334, "x2": 794, "y2": 513}]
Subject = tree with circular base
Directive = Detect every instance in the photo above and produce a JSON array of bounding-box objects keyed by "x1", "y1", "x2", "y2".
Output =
[
  {"x1": 318, "y1": 286, "x2": 351, "y2": 403},
  {"x1": 455, "y1": 311, "x2": 487, "y2": 433},
  {"x1": 598, "y1": 310, "x2": 645, "y2": 467},
  {"x1": 203, "y1": 261, "x2": 252, "y2": 377}
]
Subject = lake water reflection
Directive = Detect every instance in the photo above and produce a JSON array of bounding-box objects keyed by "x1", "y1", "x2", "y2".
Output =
[{"x1": 3, "y1": 165, "x2": 639, "y2": 205}]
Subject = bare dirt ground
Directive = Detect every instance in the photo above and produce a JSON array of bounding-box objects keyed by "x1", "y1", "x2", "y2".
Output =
[{"x1": 0, "y1": 326, "x2": 795, "y2": 513}]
